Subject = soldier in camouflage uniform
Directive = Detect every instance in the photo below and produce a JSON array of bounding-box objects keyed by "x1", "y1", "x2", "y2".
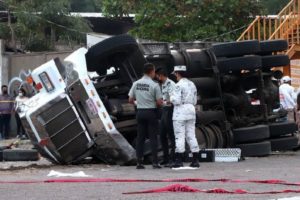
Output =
[
  {"x1": 170, "y1": 65, "x2": 200, "y2": 168},
  {"x1": 156, "y1": 68, "x2": 176, "y2": 167}
]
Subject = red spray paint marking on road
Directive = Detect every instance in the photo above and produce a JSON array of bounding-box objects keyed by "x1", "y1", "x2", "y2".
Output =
[
  {"x1": 123, "y1": 184, "x2": 300, "y2": 195},
  {"x1": 0, "y1": 178, "x2": 300, "y2": 195}
]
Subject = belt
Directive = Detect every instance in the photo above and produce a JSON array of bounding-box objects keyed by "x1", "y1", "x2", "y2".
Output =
[
  {"x1": 180, "y1": 103, "x2": 194, "y2": 105},
  {"x1": 162, "y1": 106, "x2": 173, "y2": 110},
  {"x1": 137, "y1": 108, "x2": 157, "y2": 111}
]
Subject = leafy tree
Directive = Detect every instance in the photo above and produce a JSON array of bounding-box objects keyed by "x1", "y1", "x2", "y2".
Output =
[
  {"x1": 99, "y1": 0, "x2": 262, "y2": 42},
  {"x1": 70, "y1": 0, "x2": 99, "y2": 12},
  {"x1": 98, "y1": 0, "x2": 135, "y2": 18},
  {"x1": 0, "y1": 0, "x2": 91, "y2": 51},
  {"x1": 262, "y1": 0, "x2": 290, "y2": 14}
]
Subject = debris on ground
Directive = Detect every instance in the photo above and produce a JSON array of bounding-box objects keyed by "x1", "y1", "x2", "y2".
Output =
[{"x1": 47, "y1": 170, "x2": 92, "y2": 177}]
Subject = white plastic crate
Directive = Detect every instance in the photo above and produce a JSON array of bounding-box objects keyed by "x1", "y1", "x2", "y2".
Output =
[{"x1": 205, "y1": 148, "x2": 241, "y2": 162}]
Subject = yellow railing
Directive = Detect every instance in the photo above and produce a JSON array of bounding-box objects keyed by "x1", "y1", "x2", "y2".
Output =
[
  {"x1": 237, "y1": 16, "x2": 278, "y2": 41},
  {"x1": 237, "y1": 0, "x2": 300, "y2": 42},
  {"x1": 269, "y1": 12, "x2": 300, "y2": 47}
]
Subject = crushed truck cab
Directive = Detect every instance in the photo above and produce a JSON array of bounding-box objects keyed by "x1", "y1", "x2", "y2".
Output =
[{"x1": 21, "y1": 48, "x2": 136, "y2": 164}]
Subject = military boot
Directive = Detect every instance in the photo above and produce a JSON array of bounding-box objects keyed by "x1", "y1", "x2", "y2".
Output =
[
  {"x1": 136, "y1": 159, "x2": 145, "y2": 169},
  {"x1": 152, "y1": 155, "x2": 162, "y2": 169},
  {"x1": 172, "y1": 153, "x2": 184, "y2": 168},
  {"x1": 189, "y1": 152, "x2": 200, "y2": 168}
]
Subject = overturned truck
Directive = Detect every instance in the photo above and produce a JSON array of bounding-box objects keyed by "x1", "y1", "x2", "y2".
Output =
[{"x1": 20, "y1": 35, "x2": 298, "y2": 164}]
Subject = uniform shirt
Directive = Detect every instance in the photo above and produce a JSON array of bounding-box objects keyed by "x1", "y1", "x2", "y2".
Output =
[
  {"x1": 128, "y1": 75, "x2": 162, "y2": 109},
  {"x1": 279, "y1": 83, "x2": 296, "y2": 110},
  {"x1": 170, "y1": 78, "x2": 197, "y2": 120},
  {"x1": 161, "y1": 78, "x2": 176, "y2": 106}
]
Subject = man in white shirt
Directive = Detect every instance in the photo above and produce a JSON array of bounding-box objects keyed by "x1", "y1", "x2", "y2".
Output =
[{"x1": 279, "y1": 76, "x2": 296, "y2": 121}]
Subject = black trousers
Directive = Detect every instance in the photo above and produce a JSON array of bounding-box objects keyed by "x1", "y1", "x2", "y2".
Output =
[
  {"x1": 160, "y1": 106, "x2": 175, "y2": 162},
  {"x1": 0, "y1": 114, "x2": 11, "y2": 139},
  {"x1": 136, "y1": 109, "x2": 159, "y2": 163},
  {"x1": 15, "y1": 113, "x2": 25, "y2": 136}
]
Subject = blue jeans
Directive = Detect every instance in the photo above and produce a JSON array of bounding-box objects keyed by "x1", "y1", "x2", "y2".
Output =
[{"x1": 0, "y1": 114, "x2": 11, "y2": 139}]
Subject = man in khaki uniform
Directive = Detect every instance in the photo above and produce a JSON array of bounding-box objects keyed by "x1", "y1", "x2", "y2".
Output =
[{"x1": 129, "y1": 63, "x2": 163, "y2": 169}]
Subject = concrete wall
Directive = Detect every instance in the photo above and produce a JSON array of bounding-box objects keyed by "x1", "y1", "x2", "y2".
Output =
[
  {"x1": 0, "y1": 41, "x2": 75, "y2": 137},
  {"x1": 6, "y1": 51, "x2": 73, "y2": 81},
  {"x1": 0, "y1": 40, "x2": 9, "y2": 86}
]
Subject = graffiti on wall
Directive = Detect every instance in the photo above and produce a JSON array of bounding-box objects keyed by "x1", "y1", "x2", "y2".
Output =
[{"x1": 8, "y1": 70, "x2": 35, "y2": 97}]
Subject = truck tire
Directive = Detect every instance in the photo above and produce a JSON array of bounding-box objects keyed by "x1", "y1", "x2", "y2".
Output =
[
  {"x1": 190, "y1": 78, "x2": 217, "y2": 91},
  {"x1": 259, "y1": 40, "x2": 288, "y2": 55},
  {"x1": 233, "y1": 125, "x2": 270, "y2": 144},
  {"x1": 270, "y1": 136, "x2": 299, "y2": 151},
  {"x1": 195, "y1": 127, "x2": 208, "y2": 149},
  {"x1": 196, "y1": 111, "x2": 224, "y2": 126},
  {"x1": 3, "y1": 149, "x2": 40, "y2": 161},
  {"x1": 208, "y1": 124, "x2": 224, "y2": 148},
  {"x1": 269, "y1": 122, "x2": 298, "y2": 138},
  {"x1": 197, "y1": 126, "x2": 211, "y2": 149},
  {"x1": 217, "y1": 56, "x2": 262, "y2": 73},
  {"x1": 236, "y1": 141, "x2": 271, "y2": 157},
  {"x1": 182, "y1": 49, "x2": 215, "y2": 78},
  {"x1": 205, "y1": 126, "x2": 217, "y2": 148},
  {"x1": 261, "y1": 55, "x2": 290, "y2": 68},
  {"x1": 86, "y1": 35, "x2": 140, "y2": 72},
  {"x1": 212, "y1": 40, "x2": 260, "y2": 57},
  {"x1": 200, "y1": 98, "x2": 221, "y2": 106}
]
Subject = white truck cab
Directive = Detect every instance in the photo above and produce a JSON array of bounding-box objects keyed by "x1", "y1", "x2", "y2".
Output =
[{"x1": 20, "y1": 48, "x2": 136, "y2": 164}]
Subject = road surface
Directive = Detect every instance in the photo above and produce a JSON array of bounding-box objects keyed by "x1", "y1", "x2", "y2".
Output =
[{"x1": 0, "y1": 151, "x2": 300, "y2": 200}]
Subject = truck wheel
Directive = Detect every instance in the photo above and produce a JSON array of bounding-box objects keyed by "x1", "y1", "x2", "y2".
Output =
[
  {"x1": 233, "y1": 125, "x2": 270, "y2": 144},
  {"x1": 212, "y1": 40, "x2": 260, "y2": 57},
  {"x1": 261, "y1": 55, "x2": 290, "y2": 68},
  {"x1": 217, "y1": 56, "x2": 262, "y2": 73},
  {"x1": 269, "y1": 122, "x2": 298, "y2": 138},
  {"x1": 197, "y1": 126, "x2": 212, "y2": 148},
  {"x1": 208, "y1": 124, "x2": 224, "y2": 148},
  {"x1": 195, "y1": 127, "x2": 208, "y2": 149},
  {"x1": 259, "y1": 40, "x2": 288, "y2": 55},
  {"x1": 190, "y1": 78, "x2": 217, "y2": 91},
  {"x1": 86, "y1": 35, "x2": 140, "y2": 72},
  {"x1": 236, "y1": 141, "x2": 271, "y2": 157},
  {"x1": 182, "y1": 49, "x2": 215, "y2": 78},
  {"x1": 205, "y1": 126, "x2": 217, "y2": 148},
  {"x1": 270, "y1": 136, "x2": 299, "y2": 151},
  {"x1": 3, "y1": 149, "x2": 40, "y2": 161},
  {"x1": 200, "y1": 98, "x2": 221, "y2": 106},
  {"x1": 196, "y1": 111, "x2": 224, "y2": 126}
]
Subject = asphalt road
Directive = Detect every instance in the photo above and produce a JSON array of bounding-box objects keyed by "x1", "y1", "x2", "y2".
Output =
[{"x1": 1, "y1": 152, "x2": 300, "y2": 200}]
